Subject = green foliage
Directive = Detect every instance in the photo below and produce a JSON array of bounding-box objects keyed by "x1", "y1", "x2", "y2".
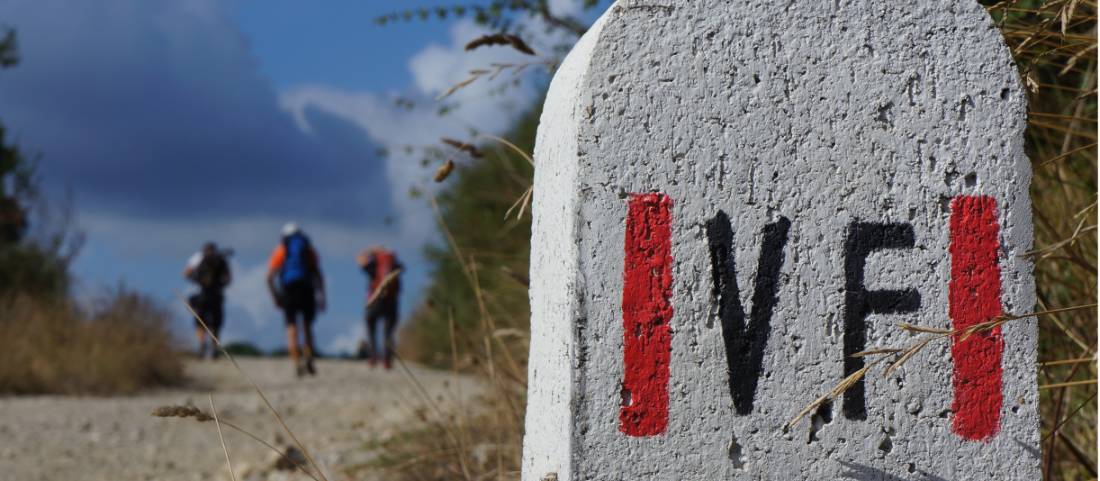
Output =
[
  {"x1": 0, "y1": 29, "x2": 17, "y2": 67},
  {"x1": 0, "y1": 30, "x2": 30, "y2": 246},
  {"x1": 223, "y1": 341, "x2": 266, "y2": 357},
  {"x1": 0, "y1": 241, "x2": 70, "y2": 299},
  {"x1": 0, "y1": 28, "x2": 77, "y2": 299},
  {"x1": 400, "y1": 106, "x2": 538, "y2": 367}
]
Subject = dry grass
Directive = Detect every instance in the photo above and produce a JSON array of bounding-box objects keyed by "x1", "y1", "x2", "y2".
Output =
[
  {"x1": 0, "y1": 289, "x2": 185, "y2": 395},
  {"x1": 436, "y1": 60, "x2": 557, "y2": 100},
  {"x1": 209, "y1": 394, "x2": 240, "y2": 481},
  {"x1": 152, "y1": 402, "x2": 322, "y2": 481},
  {"x1": 986, "y1": 2, "x2": 1096, "y2": 478}
]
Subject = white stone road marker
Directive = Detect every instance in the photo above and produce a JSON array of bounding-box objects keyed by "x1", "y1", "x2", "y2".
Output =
[{"x1": 523, "y1": 1, "x2": 1037, "y2": 480}]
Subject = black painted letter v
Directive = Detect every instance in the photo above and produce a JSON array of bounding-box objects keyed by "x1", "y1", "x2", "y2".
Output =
[{"x1": 706, "y1": 211, "x2": 790, "y2": 416}]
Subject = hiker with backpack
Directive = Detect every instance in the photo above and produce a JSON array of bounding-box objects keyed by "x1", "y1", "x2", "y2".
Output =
[
  {"x1": 356, "y1": 246, "x2": 403, "y2": 369},
  {"x1": 267, "y1": 223, "x2": 326, "y2": 377},
  {"x1": 183, "y1": 242, "x2": 232, "y2": 359}
]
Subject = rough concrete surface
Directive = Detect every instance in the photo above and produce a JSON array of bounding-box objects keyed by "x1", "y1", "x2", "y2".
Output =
[
  {"x1": 523, "y1": 0, "x2": 1036, "y2": 480},
  {"x1": 0, "y1": 359, "x2": 479, "y2": 481}
]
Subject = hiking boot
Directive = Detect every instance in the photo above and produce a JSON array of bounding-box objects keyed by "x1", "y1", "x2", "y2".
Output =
[
  {"x1": 305, "y1": 358, "x2": 317, "y2": 376},
  {"x1": 383, "y1": 358, "x2": 393, "y2": 370},
  {"x1": 295, "y1": 363, "x2": 306, "y2": 378}
]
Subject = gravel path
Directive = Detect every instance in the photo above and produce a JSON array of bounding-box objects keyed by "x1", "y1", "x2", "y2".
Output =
[{"x1": 0, "y1": 358, "x2": 481, "y2": 481}]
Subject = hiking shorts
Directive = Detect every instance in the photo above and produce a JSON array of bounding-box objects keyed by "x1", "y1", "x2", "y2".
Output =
[
  {"x1": 189, "y1": 290, "x2": 224, "y2": 332},
  {"x1": 281, "y1": 281, "x2": 316, "y2": 327}
]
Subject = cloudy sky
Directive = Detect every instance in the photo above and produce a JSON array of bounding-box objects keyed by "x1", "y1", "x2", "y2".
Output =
[{"x1": 0, "y1": 0, "x2": 589, "y2": 354}]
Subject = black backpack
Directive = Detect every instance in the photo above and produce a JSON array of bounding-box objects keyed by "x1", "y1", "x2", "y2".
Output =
[{"x1": 195, "y1": 253, "x2": 229, "y2": 290}]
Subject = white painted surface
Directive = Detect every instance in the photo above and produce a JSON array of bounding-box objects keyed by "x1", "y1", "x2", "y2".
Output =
[
  {"x1": 523, "y1": 1, "x2": 1036, "y2": 480},
  {"x1": 523, "y1": 11, "x2": 613, "y2": 480}
]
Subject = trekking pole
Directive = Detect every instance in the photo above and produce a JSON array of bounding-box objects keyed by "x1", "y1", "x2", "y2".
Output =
[{"x1": 366, "y1": 268, "x2": 403, "y2": 309}]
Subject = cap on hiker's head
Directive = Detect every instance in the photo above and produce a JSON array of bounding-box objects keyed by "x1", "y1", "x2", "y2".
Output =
[
  {"x1": 282, "y1": 222, "x2": 301, "y2": 237},
  {"x1": 203, "y1": 241, "x2": 217, "y2": 252}
]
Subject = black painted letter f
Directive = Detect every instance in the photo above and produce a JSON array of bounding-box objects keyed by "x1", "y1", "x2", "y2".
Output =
[{"x1": 706, "y1": 211, "x2": 791, "y2": 415}]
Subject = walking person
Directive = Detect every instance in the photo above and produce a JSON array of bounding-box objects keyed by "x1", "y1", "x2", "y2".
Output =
[
  {"x1": 267, "y1": 223, "x2": 326, "y2": 377},
  {"x1": 183, "y1": 242, "x2": 231, "y2": 359},
  {"x1": 357, "y1": 246, "x2": 402, "y2": 369}
]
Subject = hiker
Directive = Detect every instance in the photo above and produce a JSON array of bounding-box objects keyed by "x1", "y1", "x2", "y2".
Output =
[
  {"x1": 267, "y1": 223, "x2": 326, "y2": 377},
  {"x1": 183, "y1": 241, "x2": 232, "y2": 359},
  {"x1": 356, "y1": 246, "x2": 403, "y2": 369}
]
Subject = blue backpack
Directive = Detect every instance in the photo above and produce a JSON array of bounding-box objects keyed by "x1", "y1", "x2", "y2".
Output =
[{"x1": 280, "y1": 233, "x2": 312, "y2": 286}]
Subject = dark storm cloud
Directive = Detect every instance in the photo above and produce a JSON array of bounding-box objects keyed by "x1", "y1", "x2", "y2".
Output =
[{"x1": 0, "y1": 0, "x2": 391, "y2": 224}]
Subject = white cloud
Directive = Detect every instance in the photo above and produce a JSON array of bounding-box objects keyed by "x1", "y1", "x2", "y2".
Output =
[
  {"x1": 326, "y1": 322, "x2": 366, "y2": 356},
  {"x1": 548, "y1": 0, "x2": 584, "y2": 17},
  {"x1": 279, "y1": 16, "x2": 578, "y2": 254},
  {"x1": 226, "y1": 260, "x2": 278, "y2": 329}
]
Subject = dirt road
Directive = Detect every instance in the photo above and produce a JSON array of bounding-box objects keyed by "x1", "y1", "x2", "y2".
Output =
[{"x1": 0, "y1": 358, "x2": 480, "y2": 481}]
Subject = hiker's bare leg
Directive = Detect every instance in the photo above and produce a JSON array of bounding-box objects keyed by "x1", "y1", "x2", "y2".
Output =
[
  {"x1": 195, "y1": 327, "x2": 207, "y2": 356},
  {"x1": 286, "y1": 324, "x2": 300, "y2": 365},
  {"x1": 302, "y1": 316, "x2": 317, "y2": 375},
  {"x1": 302, "y1": 322, "x2": 315, "y2": 360}
]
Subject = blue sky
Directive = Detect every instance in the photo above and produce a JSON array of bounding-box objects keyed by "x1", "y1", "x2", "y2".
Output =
[
  {"x1": 0, "y1": 0, "x2": 588, "y2": 354},
  {"x1": 233, "y1": 0, "x2": 441, "y2": 92}
]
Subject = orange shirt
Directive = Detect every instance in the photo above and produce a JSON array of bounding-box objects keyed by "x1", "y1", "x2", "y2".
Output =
[{"x1": 267, "y1": 243, "x2": 320, "y2": 276}]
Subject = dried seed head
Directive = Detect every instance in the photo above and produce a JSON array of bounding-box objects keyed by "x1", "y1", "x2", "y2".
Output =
[
  {"x1": 464, "y1": 33, "x2": 536, "y2": 56},
  {"x1": 151, "y1": 405, "x2": 213, "y2": 422},
  {"x1": 434, "y1": 159, "x2": 456, "y2": 183}
]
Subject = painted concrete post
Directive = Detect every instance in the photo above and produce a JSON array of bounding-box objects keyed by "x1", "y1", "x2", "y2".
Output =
[{"x1": 523, "y1": 1, "x2": 1036, "y2": 480}]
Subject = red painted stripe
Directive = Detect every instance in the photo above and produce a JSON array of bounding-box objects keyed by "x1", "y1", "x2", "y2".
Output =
[
  {"x1": 949, "y1": 195, "x2": 1005, "y2": 441},
  {"x1": 620, "y1": 193, "x2": 673, "y2": 437}
]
